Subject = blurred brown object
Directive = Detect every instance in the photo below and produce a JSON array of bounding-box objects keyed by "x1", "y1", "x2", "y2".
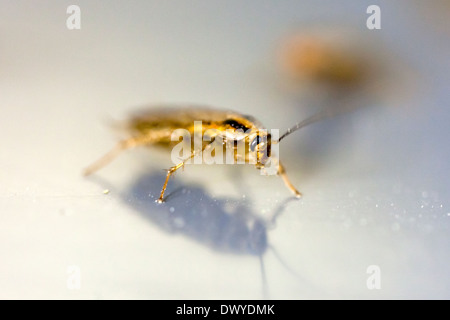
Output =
[
  {"x1": 277, "y1": 28, "x2": 419, "y2": 113},
  {"x1": 280, "y1": 35, "x2": 368, "y2": 88}
]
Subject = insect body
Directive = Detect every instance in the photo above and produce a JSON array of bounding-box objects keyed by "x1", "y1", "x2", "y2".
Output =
[{"x1": 84, "y1": 106, "x2": 343, "y2": 203}]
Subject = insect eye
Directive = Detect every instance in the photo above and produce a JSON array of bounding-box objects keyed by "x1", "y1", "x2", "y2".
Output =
[
  {"x1": 250, "y1": 136, "x2": 260, "y2": 152},
  {"x1": 223, "y1": 119, "x2": 249, "y2": 131}
]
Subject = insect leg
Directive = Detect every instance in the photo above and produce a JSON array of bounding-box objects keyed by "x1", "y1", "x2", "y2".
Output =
[
  {"x1": 83, "y1": 135, "x2": 155, "y2": 176},
  {"x1": 278, "y1": 161, "x2": 302, "y2": 198},
  {"x1": 157, "y1": 139, "x2": 215, "y2": 203}
]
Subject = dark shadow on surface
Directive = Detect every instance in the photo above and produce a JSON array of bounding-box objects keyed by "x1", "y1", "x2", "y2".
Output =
[
  {"x1": 87, "y1": 170, "x2": 321, "y2": 297},
  {"x1": 122, "y1": 171, "x2": 270, "y2": 256},
  {"x1": 86, "y1": 170, "x2": 294, "y2": 256}
]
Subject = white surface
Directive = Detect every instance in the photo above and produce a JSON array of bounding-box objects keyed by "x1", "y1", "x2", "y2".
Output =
[{"x1": 0, "y1": 0, "x2": 449, "y2": 299}]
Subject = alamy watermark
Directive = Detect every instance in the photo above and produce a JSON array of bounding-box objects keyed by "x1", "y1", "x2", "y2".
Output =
[
  {"x1": 66, "y1": 5, "x2": 81, "y2": 30},
  {"x1": 67, "y1": 265, "x2": 81, "y2": 290},
  {"x1": 366, "y1": 265, "x2": 381, "y2": 290},
  {"x1": 66, "y1": 5, "x2": 381, "y2": 31},
  {"x1": 366, "y1": 5, "x2": 381, "y2": 30},
  {"x1": 168, "y1": 122, "x2": 280, "y2": 176}
]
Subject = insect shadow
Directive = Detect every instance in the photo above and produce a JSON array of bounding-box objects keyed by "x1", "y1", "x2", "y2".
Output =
[
  {"x1": 120, "y1": 171, "x2": 293, "y2": 256},
  {"x1": 88, "y1": 170, "x2": 310, "y2": 297}
]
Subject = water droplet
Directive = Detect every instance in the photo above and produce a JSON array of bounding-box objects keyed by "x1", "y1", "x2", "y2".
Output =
[
  {"x1": 169, "y1": 207, "x2": 175, "y2": 213},
  {"x1": 173, "y1": 217, "x2": 185, "y2": 228},
  {"x1": 342, "y1": 219, "x2": 352, "y2": 229}
]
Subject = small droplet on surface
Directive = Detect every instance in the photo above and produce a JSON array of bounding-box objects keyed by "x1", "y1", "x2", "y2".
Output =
[{"x1": 173, "y1": 217, "x2": 185, "y2": 228}]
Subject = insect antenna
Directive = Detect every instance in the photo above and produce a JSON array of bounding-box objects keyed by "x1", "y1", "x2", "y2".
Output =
[{"x1": 277, "y1": 104, "x2": 360, "y2": 143}]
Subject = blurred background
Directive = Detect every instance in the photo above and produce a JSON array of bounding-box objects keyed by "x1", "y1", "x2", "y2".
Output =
[{"x1": 0, "y1": 0, "x2": 449, "y2": 299}]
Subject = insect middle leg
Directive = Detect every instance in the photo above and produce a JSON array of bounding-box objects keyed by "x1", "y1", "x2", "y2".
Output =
[
  {"x1": 278, "y1": 161, "x2": 302, "y2": 198},
  {"x1": 157, "y1": 139, "x2": 216, "y2": 203}
]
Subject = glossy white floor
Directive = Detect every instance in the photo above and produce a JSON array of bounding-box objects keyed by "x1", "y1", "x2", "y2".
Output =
[{"x1": 0, "y1": 1, "x2": 449, "y2": 299}]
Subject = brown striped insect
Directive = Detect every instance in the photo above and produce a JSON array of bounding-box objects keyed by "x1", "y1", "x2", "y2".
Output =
[{"x1": 84, "y1": 106, "x2": 344, "y2": 203}]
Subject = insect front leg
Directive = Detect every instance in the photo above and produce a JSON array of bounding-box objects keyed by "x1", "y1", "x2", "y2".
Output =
[
  {"x1": 156, "y1": 139, "x2": 216, "y2": 203},
  {"x1": 277, "y1": 161, "x2": 302, "y2": 198}
]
